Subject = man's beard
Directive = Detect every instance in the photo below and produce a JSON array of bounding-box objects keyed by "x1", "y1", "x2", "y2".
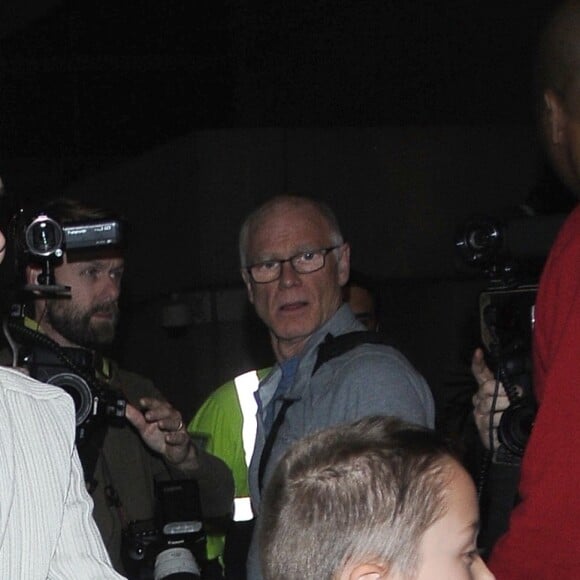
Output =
[{"x1": 45, "y1": 300, "x2": 119, "y2": 349}]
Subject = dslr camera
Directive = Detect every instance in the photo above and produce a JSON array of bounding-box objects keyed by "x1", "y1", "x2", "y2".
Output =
[{"x1": 123, "y1": 479, "x2": 207, "y2": 580}]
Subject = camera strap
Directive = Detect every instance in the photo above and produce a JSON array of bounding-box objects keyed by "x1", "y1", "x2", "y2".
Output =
[{"x1": 78, "y1": 423, "x2": 109, "y2": 492}]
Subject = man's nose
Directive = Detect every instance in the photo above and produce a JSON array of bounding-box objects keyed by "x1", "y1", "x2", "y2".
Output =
[
  {"x1": 101, "y1": 275, "x2": 121, "y2": 301},
  {"x1": 278, "y1": 260, "x2": 301, "y2": 288}
]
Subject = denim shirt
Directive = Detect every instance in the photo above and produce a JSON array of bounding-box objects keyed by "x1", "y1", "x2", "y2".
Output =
[{"x1": 246, "y1": 303, "x2": 435, "y2": 579}]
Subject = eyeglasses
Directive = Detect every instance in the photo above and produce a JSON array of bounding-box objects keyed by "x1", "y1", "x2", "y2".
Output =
[{"x1": 246, "y1": 245, "x2": 341, "y2": 284}]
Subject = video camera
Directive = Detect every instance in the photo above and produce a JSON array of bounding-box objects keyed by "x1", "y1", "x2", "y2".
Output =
[
  {"x1": 454, "y1": 214, "x2": 559, "y2": 462},
  {"x1": 123, "y1": 479, "x2": 207, "y2": 580},
  {"x1": 2, "y1": 208, "x2": 127, "y2": 443},
  {"x1": 18, "y1": 210, "x2": 124, "y2": 294},
  {"x1": 455, "y1": 213, "x2": 563, "y2": 286}
]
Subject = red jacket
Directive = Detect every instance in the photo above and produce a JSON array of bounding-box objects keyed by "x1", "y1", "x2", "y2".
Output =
[{"x1": 489, "y1": 205, "x2": 580, "y2": 578}]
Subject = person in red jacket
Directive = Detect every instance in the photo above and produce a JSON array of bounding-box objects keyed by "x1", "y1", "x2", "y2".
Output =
[{"x1": 472, "y1": 1, "x2": 580, "y2": 577}]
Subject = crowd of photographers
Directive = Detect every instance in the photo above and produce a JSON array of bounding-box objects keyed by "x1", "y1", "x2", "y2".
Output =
[{"x1": 3, "y1": 1, "x2": 580, "y2": 579}]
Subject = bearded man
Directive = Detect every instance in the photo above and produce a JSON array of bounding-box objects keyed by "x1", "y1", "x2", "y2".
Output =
[{"x1": 3, "y1": 198, "x2": 233, "y2": 577}]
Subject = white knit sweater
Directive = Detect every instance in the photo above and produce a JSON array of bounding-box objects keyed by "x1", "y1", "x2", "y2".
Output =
[{"x1": 0, "y1": 366, "x2": 124, "y2": 579}]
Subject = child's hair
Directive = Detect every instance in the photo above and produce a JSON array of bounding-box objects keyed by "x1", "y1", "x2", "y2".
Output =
[{"x1": 259, "y1": 415, "x2": 459, "y2": 580}]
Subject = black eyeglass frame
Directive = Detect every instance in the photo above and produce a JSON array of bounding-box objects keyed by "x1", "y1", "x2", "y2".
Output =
[{"x1": 245, "y1": 244, "x2": 342, "y2": 284}]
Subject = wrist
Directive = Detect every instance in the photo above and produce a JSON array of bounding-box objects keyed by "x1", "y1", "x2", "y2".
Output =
[{"x1": 166, "y1": 439, "x2": 198, "y2": 471}]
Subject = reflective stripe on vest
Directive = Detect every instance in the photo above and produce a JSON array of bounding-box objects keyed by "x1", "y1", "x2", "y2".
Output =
[
  {"x1": 233, "y1": 497, "x2": 254, "y2": 522},
  {"x1": 233, "y1": 369, "x2": 260, "y2": 522}
]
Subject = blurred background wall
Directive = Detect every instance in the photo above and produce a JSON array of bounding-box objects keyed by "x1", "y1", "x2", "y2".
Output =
[{"x1": 0, "y1": 0, "x2": 566, "y2": 419}]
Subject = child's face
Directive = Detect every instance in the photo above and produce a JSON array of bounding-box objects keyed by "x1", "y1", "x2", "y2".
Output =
[
  {"x1": 336, "y1": 459, "x2": 494, "y2": 580},
  {"x1": 413, "y1": 460, "x2": 494, "y2": 580}
]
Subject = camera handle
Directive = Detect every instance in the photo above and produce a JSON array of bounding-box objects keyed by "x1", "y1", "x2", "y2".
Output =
[
  {"x1": 496, "y1": 357, "x2": 523, "y2": 406},
  {"x1": 23, "y1": 258, "x2": 70, "y2": 296},
  {"x1": 483, "y1": 348, "x2": 535, "y2": 470}
]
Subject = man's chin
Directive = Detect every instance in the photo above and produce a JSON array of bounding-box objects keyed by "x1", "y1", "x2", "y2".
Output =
[
  {"x1": 88, "y1": 321, "x2": 117, "y2": 346},
  {"x1": 273, "y1": 323, "x2": 317, "y2": 345}
]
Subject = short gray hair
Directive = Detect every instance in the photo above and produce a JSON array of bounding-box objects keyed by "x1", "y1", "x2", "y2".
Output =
[
  {"x1": 259, "y1": 416, "x2": 457, "y2": 580},
  {"x1": 238, "y1": 195, "x2": 344, "y2": 268}
]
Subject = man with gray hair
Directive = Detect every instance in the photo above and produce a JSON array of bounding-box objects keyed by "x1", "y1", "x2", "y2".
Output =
[{"x1": 239, "y1": 194, "x2": 434, "y2": 578}]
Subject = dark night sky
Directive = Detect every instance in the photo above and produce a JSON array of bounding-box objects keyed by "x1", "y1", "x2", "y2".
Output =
[{"x1": 0, "y1": 1, "x2": 555, "y2": 194}]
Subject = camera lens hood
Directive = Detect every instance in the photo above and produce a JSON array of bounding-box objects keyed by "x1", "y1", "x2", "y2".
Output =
[
  {"x1": 47, "y1": 372, "x2": 93, "y2": 426},
  {"x1": 498, "y1": 401, "x2": 536, "y2": 457},
  {"x1": 25, "y1": 215, "x2": 64, "y2": 258},
  {"x1": 154, "y1": 547, "x2": 200, "y2": 580}
]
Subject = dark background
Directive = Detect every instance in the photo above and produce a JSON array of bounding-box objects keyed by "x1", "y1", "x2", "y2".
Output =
[
  {"x1": 0, "y1": 1, "x2": 570, "y2": 419},
  {"x1": 1, "y1": 0, "x2": 552, "y2": 191}
]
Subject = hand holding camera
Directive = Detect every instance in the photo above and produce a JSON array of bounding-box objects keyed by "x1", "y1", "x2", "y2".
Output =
[{"x1": 472, "y1": 348, "x2": 522, "y2": 455}]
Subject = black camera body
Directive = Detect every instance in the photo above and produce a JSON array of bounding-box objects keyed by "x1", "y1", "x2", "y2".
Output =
[
  {"x1": 455, "y1": 213, "x2": 564, "y2": 285},
  {"x1": 25, "y1": 214, "x2": 123, "y2": 258},
  {"x1": 455, "y1": 214, "x2": 546, "y2": 462},
  {"x1": 13, "y1": 210, "x2": 125, "y2": 293},
  {"x1": 18, "y1": 342, "x2": 126, "y2": 443},
  {"x1": 479, "y1": 286, "x2": 537, "y2": 462},
  {"x1": 123, "y1": 480, "x2": 207, "y2": 580}
]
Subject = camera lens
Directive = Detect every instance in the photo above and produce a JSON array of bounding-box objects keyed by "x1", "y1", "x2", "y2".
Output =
[
  {"x1": 46, "y1": 372, "x2": 93, "y2": 426},
  {"x1": 498, "y1": 402, "x2": 535, "y2": 457},
  {"x1": 455, "y1": 216, "x2": 503, "y2": 264},
  {"x1": 154, "y1": 547, "x2": 200, "y2": 580},
  {"x1": 25, "y1": 215, "x2": 64, "y2": 257}
]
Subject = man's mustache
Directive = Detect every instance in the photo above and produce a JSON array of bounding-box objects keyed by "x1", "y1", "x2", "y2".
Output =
[{"x1": 89, "y1": 303, "x2": 119, "y2": 318}]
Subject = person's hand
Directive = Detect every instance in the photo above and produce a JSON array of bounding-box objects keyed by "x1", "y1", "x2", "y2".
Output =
[
  {"x1": 471, "y1": 348, "x2": 510, "y2": 451},
  {"x1": 125, "y1": 398, "x2": 197, "y2": 469}
]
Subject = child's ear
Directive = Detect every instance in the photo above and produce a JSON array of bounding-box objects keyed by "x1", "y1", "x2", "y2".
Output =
[{"x1": 339, "y1": 561, "x2": 390, "y2": 580}]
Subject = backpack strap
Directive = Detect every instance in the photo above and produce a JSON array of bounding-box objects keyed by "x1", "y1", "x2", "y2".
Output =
[
  {"x1": 258, "y1": 398, "x2": 295, "y2": 491},
  {"x1": 312, "y1": 331, "x2": 387, "y2": 376}
]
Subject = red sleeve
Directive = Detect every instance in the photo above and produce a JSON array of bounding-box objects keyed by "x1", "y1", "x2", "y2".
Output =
[{"x1": 489, "y1": 206, "x2": 580, "y2": 578}]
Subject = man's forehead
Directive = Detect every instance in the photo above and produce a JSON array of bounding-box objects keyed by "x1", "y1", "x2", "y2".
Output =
[
  {"x1": 249, "y1": 204, "x2": 330, "y2": 245},
  {"x1": 64, "y1": 249, "x2": 125, "y2": 266},
  {"x1": 248, "y1": 229, "x2": 332, "y2": 262}
]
